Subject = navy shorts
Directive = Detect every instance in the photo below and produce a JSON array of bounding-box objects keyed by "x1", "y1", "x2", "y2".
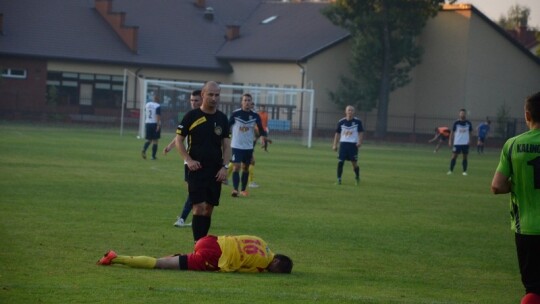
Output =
[
  {"x1": 338, "y1": 142, "x2": 358, "y2": 162},
  {"x1": 145, "y1": 123, "x2": 161, "y2": 140},
  {"x1": 452, "y1": 145, "x2": 469, "y2": 155},
  {"x1": 187, "y1": 166, "x2": 221, "y2": 206},
  {"x1": 231, "y1": 148, "x2": 254, "y2": 164}
]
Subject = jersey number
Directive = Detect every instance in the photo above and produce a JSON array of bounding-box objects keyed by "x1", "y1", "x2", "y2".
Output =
[
  {"x1": 242, "y1": 239, "x2": 265, "y2": 257},
  {"x1": 527, "y1": 156, "x2": 540, "y2": 189}
]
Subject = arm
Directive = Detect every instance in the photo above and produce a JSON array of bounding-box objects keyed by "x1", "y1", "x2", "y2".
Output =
[
  {"x1": 491, "y1": 171, "x2": 511, "y2": 194},
  {"x1": 216, "y1": 137, "x2": 231, "y2": 182},
  {"x1": 448, "y1": 131, "x2": 454, "y2": 147},
  {"x1": 175, "y1": 134, "x2": 201, "y2": 171},
  {"x1": 163, "y1": 137, "x2": 176, "y2": 154},
  {"x1": 357, "y1": 132, "x2": 364, "y2": 148},
  {"x1": 156, "y1": 114, "x2": 161, "y2": 132},
  {"x1": 332, "y1": 133, "x2": 340, "y2": 151}
]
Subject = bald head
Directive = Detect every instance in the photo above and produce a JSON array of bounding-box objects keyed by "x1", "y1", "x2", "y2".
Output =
[{"x1": 200, "y1": 81, "x2": 221, "y2": 113}]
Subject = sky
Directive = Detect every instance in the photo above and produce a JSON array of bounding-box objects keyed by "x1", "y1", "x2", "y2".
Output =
[{"x1": 455, "y1": 0, "x2": 540, "y2": 29}]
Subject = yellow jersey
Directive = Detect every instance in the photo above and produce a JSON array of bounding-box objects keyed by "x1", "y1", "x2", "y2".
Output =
[{"x1": 217, "y1": 235, "x2": 275, "y2": 273}]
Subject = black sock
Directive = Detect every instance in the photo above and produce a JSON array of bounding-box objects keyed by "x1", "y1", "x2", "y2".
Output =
[
  {"x1": 337, "y1": 161, "x2": 344, "y2": 179},
  {"x1": 450, "y1": 159, "x2": 456, "y2": 171},
  {"x1": 142, "y1": 141, "x2": 150, "y2": 152},
  {"x1": 463, "y1": 159, "x2": 468, "y2": 172},
  {"x1": 192, "y1": 215, "x2": 211, "y2": 241},
  {"x1": 354, "y1": 167, "x2": 360, "y2": 179},
  {"x1": 241, "y1": 171, "x2": 249, "y2": 191},
  {"x1": 152, "y1": 144, "x2": 157, "y2": 158}
]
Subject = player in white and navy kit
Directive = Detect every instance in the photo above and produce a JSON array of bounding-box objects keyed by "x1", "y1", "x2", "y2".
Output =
[
  {"x1": 332, "y1": 105, "x2": 364, "y2": 185},
  {"x1": 141, "y1": 95, "x2": 161, "y2": 160},
  {"x1": 448, "y1": 108, "x2": 473, "y2": 175},
  {"x1": 229, "y1": 93, "x2": 266, "y2": 197}
]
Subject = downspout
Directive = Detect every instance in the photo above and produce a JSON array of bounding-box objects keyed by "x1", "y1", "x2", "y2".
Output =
[{"x1": 296, "y1": 62, "x2": 305, "y2": 130}]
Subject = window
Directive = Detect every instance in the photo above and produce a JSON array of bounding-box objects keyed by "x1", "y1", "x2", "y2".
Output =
[
  {"x1": 248, "y1": 83, "x2": 261, "y2": 104},
  {"x1": 265, "y1": 84, "x2": 279, "y2": 105},
  {"x1": 2, "y1": 68, "x2": 27, "y2": 79},
  {"x1": 47, "y1": 71, "x2": 125, "y2": 108},
  {"x1": 283, "y1": 85, "x2": 297, "y2": 114}
]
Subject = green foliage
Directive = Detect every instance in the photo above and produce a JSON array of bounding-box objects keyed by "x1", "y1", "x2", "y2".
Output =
[
  {"x1": 497, "y1": 4, "x2": 531, "y2": 29},
  {"x1": 322, "y1": 0, "x2": 443, "y2": 111},
  {"x1": 0, "y1": 123, "x2": 522, "y2": 303}
]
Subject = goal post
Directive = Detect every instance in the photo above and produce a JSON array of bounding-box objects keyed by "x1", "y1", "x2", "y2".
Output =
[{"x1": 136, "y1": 79, "x2": 315, "y2": 147}]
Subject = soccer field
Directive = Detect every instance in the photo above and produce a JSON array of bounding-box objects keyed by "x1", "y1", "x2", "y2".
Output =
[{"x1": 0, "y1": 123, "x2": 521, "y2": 303}]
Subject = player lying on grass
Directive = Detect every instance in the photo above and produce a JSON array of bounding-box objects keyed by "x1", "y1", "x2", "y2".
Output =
[{"x1": 97, "y1": 234, "x2": 293, "y2": 274}]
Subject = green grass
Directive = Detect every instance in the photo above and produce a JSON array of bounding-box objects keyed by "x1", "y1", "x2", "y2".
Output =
[{"x1": 0, "y1": 122, "x2": 521, "y2": 303}]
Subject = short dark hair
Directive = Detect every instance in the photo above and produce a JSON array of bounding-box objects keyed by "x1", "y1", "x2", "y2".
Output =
[
  {"x1": 242, "y1": 93, "x2": 252, "y2": 99},
  {"x1": 526, "y1": 92, "x2": 540, "y2": 123},
  {"x1": 459, "y1": 108, "x2": 466, "y2": 112},
  {"x1": 273, "y1": 254, "x2": 293, "y2": 274},
  {"x1": 192, "y1": 90, "x2": 201, "y2": 97}
]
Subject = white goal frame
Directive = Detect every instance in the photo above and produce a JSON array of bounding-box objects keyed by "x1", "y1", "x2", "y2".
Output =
[{"x1": 137, "y1": 79, "x2": 316, "y2": 147}]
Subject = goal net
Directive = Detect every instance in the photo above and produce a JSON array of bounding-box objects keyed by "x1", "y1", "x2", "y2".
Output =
[{"x1": 136, "y1": 79, "x2": 316, "y2": 147}]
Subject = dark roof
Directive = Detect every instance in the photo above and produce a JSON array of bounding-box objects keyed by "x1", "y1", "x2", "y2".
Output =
[
  {"x1": 506, "y1": 27, "x2": 539, "y2": 49},
  {"x1": 2, "y1": 1, "x2": 537, "y2": 71},
  {"x1": 0, "y1": 0, "x2": 348, "y2": 71},
  {"x1": 216, "y1": 2, "x2": 350, "y2": 62}
]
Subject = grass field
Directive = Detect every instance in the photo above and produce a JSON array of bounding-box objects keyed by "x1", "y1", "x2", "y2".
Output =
[{"x1": 0, "y1": 122, "x2": 522, "y2": 303}]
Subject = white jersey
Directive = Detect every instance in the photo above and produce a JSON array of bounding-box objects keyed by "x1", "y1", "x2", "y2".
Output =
[
  {"x1": 229, "y1": 109, "x2": 265, "y2": 150},
  {"x1": 452, "y1": 120, "x2": 473, "y2": 145},
  {"x1": 145, "y1": 101, "x2": 161, "y2": 124},
  {"x1": 336, "y1": 117, "x2": 364, "y2": 143}
]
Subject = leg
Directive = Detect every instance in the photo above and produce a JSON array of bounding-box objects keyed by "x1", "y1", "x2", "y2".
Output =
[
  {"x1": 142, "y1": 140, "x2": 150, "y2": 159},
  {"x1": 232, "y1": 162, "x2": 241, "y2": 195},
  {"x1": 434, "y1": 141, "x2": 441, "y2": 152},
  {"x1": 180, "y1": 196, "x2": 192, "y2": 221},
  {"x1": 191, "y1": 202, "x2": 214, "y2": 241},
  {"x1": 155, "y1": 256, "x2": 183, "y2": 270},
  {"x1": 448, "y1": 153, "x2": 457, "y2": 173},
  {"x1": 351, "y1": 161, "x2": 360, "y2": 185},
  {"x1": 241, "y1": 163, "x2": 249, "y2": 192},
  {"x1": 151, "y1": 140, "x2": 158, "y2": 160},
  {"x1": 336, "y1": 160, "x2": 344, "y2": 184},
  {"x1": 462, "y1": 154, "x2": 468, "y2": 173},
  {"x1": 516, "y1": 234, "x2": 540, "y2": 295}
]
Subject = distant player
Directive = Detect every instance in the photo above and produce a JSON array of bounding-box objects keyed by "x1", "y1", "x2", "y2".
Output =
[
  {"x1": 447, "y1": 109, "x2": 473, "y2": 176},
  {"x1": 229, "y1": 94, "x2": 266, "y2": 197},
  {"x1": 141, "y1": 94, "x2": 161, "y2": 160},
  {"x1": 332, "y1": 105, "x2": 364, "y2": 185},
  {"x1": 258, "y1": 104, "x2": 272, "y2": 151},
  {"x1": 476, "y1": 119, "x2": 491, "y2": 154},
  {"x1": 98, "y1": 234, "x2": 293, "y2": 274},
  {"x1": 428, "y1": 126, "x2": 450, "y2": 153},
  {"x1": 163, "y1": 90, "x2": 202, "y2": 228}
]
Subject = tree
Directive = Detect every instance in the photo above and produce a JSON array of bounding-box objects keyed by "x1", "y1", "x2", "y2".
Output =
[
  {"x1": 498, "y1": 4, "x2": 530, "y2": 29},
  {"x1": 322, "y1": 0, "x2": 449, "y2": 138}
]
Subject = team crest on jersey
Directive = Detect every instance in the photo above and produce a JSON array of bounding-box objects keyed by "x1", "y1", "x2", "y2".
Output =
[{"x1": 215, "y1": 126, "x2": 223, "y2": 136}]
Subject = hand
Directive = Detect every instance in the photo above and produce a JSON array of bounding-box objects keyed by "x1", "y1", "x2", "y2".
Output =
[
  {"x1": 186, "y1": 159, "x2": 202, "y2": 171},
  {"x1": 332, "y1": 145, "x2": 337, "y2": 151},
  {"x1": 215, "y1": 167, "x2": 227, "y2": 182}
]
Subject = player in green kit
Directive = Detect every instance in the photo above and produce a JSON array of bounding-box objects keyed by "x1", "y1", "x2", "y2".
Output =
[{"x1": 491, "y1": 92, "x2": 540, "y2": 304}]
